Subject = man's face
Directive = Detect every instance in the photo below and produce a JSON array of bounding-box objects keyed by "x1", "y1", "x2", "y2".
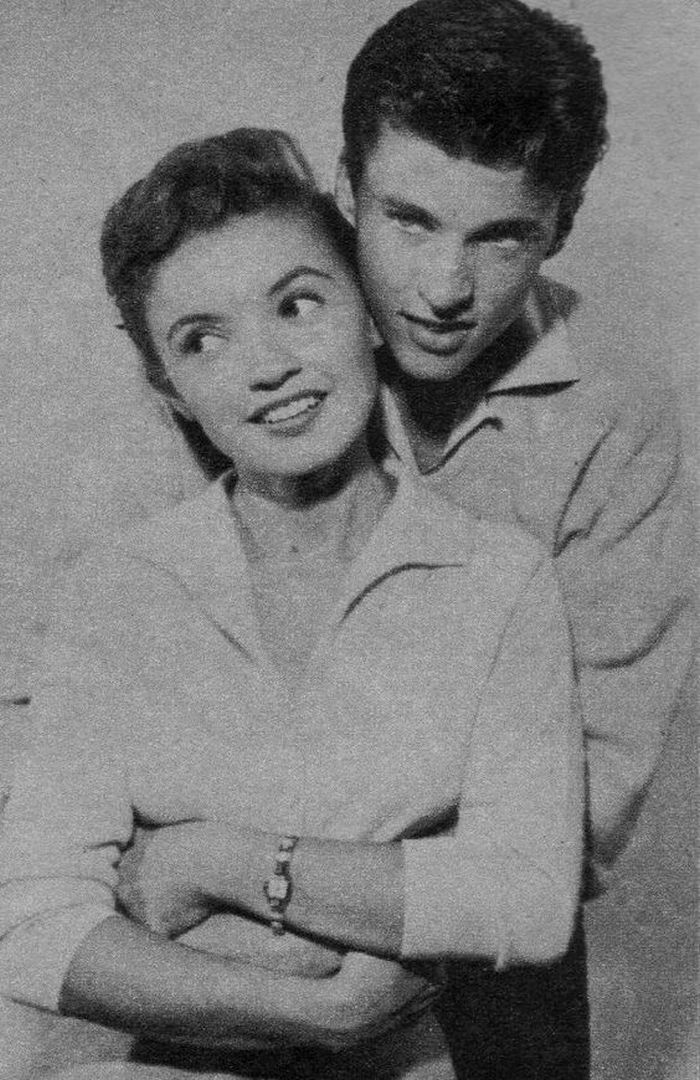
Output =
[{"x1": 338, "y1": 125, "x2": 560, "y2": 383}]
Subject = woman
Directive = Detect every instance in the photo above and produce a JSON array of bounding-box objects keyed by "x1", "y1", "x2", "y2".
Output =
[{"x1": 0, "y1": 129, "x2": 582, "y2": 1079}]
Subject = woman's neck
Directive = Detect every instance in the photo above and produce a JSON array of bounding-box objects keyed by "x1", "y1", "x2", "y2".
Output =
[{"x1": 231, "y1": 441, "x2": 394, "y2": 564}]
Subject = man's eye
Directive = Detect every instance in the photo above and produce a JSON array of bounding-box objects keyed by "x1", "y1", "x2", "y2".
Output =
[
  {"x1": 390, "y1": 213, "x2": 426, "y2": 234},
  {"x1": 279, "y1": 294, "x2": 323, "y2": 318},
  {"x1": 480, "y1": 228, "x2": 536, "y2": 256},
  {"x1": 177, "y1": 329, "x2": 225, "y2": 357},
  {"x1": 490, "y1": 236, "x2": 524, "y2": 253}
]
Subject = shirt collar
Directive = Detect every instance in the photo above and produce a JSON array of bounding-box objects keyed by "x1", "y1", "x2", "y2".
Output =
[
  {"x1": 113, "y1": 471, "x2": 478, "y2": 645},
  {"x1": 378, "y1": 276, "x2": 580, "y2": 468},
  {"x1": 486, "y1": 279, "x2": 579, "y2": 393},
  {"x1": 337, "y1": 474, "x2": 477, "y2": 610}
]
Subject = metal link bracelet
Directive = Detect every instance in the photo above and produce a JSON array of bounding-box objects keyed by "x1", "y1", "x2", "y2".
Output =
[{"x1": 262, "y1": 835, "x2": 299, "y2": 935}]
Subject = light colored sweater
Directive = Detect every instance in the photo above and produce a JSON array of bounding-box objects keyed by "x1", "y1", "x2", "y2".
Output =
[{"x1": 0, "y1": 476, "x2": 582, "y2": 1053}]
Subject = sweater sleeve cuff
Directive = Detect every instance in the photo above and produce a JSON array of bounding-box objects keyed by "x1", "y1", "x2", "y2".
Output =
[
  {"x1": 399, "y1": 837, "x2": 506, "y2": 966},
  {"x1": 0, "y1": 904, "x2": 117, "y2": 1012}
]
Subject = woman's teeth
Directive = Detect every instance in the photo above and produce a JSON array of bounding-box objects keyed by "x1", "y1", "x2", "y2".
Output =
[{"x1": 260, "y1": 394, "x2": 323, "y2": 425}]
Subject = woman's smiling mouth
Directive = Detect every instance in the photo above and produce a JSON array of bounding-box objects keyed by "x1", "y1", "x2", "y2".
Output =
[{"x1": 251, "y1": 392, "x2": 327, "y2": 427}]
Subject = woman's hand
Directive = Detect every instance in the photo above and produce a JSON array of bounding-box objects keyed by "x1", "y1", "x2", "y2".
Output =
[
  {"x1": 308, "y1": 952, "x2": 442, "y2": 1051},
  {"x1": 117, "y1": 824, "x2": 345, "y2": 980},
  {"x1": 117, "y1": 824, "x2": 212, "y2": 936},
  {"x1": 116, "y1": 829, "x2": 440, "y2": 1050}
]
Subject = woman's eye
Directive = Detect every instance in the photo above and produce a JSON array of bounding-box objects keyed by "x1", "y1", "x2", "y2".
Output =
[
  {"x1": 279, "y1": 294, "x2": 323, "y2": 319},
  {"x1": 177, "y1": 329, "x2": 225, "y2": 357}
]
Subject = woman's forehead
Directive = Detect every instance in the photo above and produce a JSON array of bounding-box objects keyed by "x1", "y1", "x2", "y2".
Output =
[{"x1": 147, "y1": 210, "x2": 351, "y2": 310}]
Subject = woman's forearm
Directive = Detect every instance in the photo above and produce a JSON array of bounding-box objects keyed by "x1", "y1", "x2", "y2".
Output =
[
  {"x1": 60, "y1": 913, "x2": 337, "y2": 1047},
  {"x1": 188, "y1": 826, "x2": 405, "y2": 957},
  {"x1": 177, "y1": 910, "x2": 345, "y2": 977},
  {"x1": 59, "y1": 912, "x2": 435, "y2": 1053}
]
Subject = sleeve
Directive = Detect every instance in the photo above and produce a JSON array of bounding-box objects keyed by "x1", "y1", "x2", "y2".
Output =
[
  {"x1": 400, "y1": 556, "x2": 583, "y2": 968},
  {"x1": 554, "y1": 385, "x2": 694, "y2": 884},
  {"x1": 0, "y1": 554, "x2": 134, "y2": 1012}
]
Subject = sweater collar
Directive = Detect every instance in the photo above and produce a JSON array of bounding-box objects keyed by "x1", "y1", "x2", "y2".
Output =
[{"x1": 116, "y1": 471, "x2": 478, "y2": 646}]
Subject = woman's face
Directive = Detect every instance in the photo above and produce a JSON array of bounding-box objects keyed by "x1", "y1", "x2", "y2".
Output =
[{"x1": 146, "y1": 210, "x2": 378, "y2": 484}]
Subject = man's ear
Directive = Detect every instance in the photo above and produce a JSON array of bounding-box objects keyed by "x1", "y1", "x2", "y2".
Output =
[{"x1": 334, "y1": 153, "x2": 357, "y2": 228}]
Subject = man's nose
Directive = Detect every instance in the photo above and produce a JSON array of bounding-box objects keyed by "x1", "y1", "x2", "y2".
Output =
[{"x1": 418, "y1": 242, "x2": 475, "y2": 318}]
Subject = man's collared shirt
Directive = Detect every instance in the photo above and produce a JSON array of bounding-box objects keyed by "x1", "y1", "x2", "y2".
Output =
[{"x1": 377, "y1": 274, "x2": 693, "y2": 879}]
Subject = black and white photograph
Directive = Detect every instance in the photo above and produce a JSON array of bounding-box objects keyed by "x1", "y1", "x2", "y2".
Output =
[{"x1": 0, "y1": 3, "x2": 696, "y2": 1078}]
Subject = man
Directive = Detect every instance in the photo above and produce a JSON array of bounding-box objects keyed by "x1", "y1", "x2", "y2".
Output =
[
  {"x1": 118, "y1": 2, "x2": 692, "y2": 1077},
  {"x1": 331, "y1": 1, "x2": 692, "y2": 1076}
]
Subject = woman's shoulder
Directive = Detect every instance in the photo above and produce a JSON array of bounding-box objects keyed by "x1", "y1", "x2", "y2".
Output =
[{"x1": 61, "y1": 476, "x2": 235, "y2": 604}]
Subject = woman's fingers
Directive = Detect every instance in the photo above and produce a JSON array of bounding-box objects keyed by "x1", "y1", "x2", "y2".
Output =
[{"x1": 320, "y1": 952, "x2": 441, "y2": 1048}]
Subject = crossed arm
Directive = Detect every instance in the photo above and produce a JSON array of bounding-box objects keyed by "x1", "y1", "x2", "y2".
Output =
[
  {"x1": 0, "y1": 592, "x2": 433, "y2": 1052},
  {"x1": 59, "y1": 913, "x2": 433, "y2": 1050},
  {"x1": 118, "y1": 824, "x2": 405, "y2": 957},
  {"x1": 0, "y1": 550, "x2": 581, "y2": 1047},
  {"x1": 117, "y1": 557, "x2": 583, "y2": 978}
]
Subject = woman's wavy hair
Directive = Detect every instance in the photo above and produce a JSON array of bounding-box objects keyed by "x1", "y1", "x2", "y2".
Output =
[
  {"x1": 101, "y1": 128, "x2": 355, "y2": 396},
  {"x1": 342, "y1": 0, "x2": 608, "y2": 255}
]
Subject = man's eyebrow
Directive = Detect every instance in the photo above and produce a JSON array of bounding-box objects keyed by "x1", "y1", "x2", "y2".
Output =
[
  {"x1": 268, "y1": 266, "x2": 333, "y2": 296},
  {"x1": 380, "y1": 196, "x2": 548, "y2": 240},
  {"x1": 471, "y1": 218, "x2": 547, "y2": 241},
  {"x1": 382, "y1": 197, "x2": 438, "y2": 227}
]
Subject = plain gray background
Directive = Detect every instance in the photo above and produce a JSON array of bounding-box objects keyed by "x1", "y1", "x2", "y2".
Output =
[{"x1": 0, "y1": 2, "x2": 697, "y2": 1077}]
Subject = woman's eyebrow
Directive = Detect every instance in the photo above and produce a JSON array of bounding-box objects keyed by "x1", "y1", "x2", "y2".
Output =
[
  {"x1": 166, "y1": 312, "x2": 221, "y2": 344},
  {"x1": 268, "y1": 266, "x2": 333, "y2": 296}
]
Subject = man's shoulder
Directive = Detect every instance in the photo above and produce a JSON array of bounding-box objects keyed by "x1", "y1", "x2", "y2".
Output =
[
  {"x1": 405, "y1": 479, "x2": 549, "y2": 583},
  {"x1": 536, "y1": 276, "x2": 680, "y2": 444}
]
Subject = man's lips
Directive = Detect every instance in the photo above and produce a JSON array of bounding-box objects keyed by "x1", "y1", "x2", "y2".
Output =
[
  {"x1": 400, "y1": 312, "x2": 477, "y2": 356},
  {"x1": 249, "y1": 391, "x2": 327, "y2": 426},
  {"x1": 402, "y1": 312, "x2": 476, "y2": 335}
]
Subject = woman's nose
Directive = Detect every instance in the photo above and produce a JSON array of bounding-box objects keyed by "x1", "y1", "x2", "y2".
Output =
[
  {"x1": 249, "y1": 360, "x2": 302, "y2": 392},
  {"x1": 244, "y1": 333, "x2": 302, "y2": 391}
]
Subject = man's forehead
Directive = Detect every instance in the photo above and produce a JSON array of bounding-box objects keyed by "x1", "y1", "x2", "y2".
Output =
[{"x1": 359, "y1": 125, "x2": 557, "y2": 223}]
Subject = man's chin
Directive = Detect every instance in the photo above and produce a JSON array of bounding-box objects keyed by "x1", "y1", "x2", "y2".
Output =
[{"x1": 391, "y1": 348, "x2": 480, "y2": 385}]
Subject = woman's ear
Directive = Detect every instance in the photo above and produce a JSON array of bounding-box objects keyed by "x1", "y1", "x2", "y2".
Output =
[
  {"x1": 161, "y1": 389, "x2": 194, "y2": 422},
  {"x1": 334, "y1": 153, "x2": 357, "y2": 228},
  {"x1": 369, "y1": 316, "x2": 383, "y2": 350}
]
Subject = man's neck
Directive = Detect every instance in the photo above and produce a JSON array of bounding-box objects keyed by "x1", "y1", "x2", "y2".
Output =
[{"x1": 383, "y1": 315, "x2": 533, "y2": 473}]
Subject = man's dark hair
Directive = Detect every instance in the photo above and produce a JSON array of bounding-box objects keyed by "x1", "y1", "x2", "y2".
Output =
[
  {"x1": 101, "y1": 128, "x2": 355, "y2": 394},
  {"x1": 342, "y1": 0, "x2": 608, "y2": 253}
]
